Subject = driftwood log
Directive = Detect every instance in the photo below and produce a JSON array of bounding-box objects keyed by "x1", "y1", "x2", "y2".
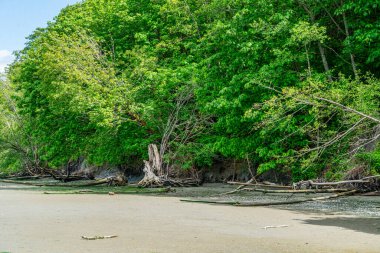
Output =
[
  {"x1": 0, "y1": 177, "x2": 115, "y2": 187},
  {"x1": 226, "y1": 175, "x2": 379, "y2": 196},
  {"x1": 212, "y1": 175, "x2": 380, "y2": 207},
  {"x1": 243, "y1": 188, "x2": 351, "y2": 194},
  {"x1": 181, "y1": 190, "x2": 357, "y2": 207},
  {"x1": 294, "y1": 175, "x2": 380, "y2": 191},
  {"x1": 43, "y1": 187, "x2": 173, "y2": 195},
  {"x1": 236, "y1": 190, "x2": 358, "y2": 206},
  {"x1": 1, "y1": 175, "x2": 52, "y2": 180}
]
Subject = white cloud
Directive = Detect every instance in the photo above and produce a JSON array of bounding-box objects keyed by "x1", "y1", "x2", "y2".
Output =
[
  {"x1": 0, "y1": 50, "x2": 11, "y2": 58},
  {"x1": 0, "y1": 50, "x2": 14, "y2": 73}
]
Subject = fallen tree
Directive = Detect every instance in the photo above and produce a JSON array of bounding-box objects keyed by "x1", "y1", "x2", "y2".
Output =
[
  {"x1": 43, "y1": 187, "x2": 173, "y2": 195},
  {"x1": 0, "y1": 177, "x2": 122, "y2": 187},
  {"x1": 210, "y1": 175, "x2": 380, "y2": 207},
  {"x1": 225, "y1": 174, "x2": 380, "y2": 194},
  {"x1": 242, "y1": 188, "x2": 350, "y2": 194},
  {"x1": 0, "y1": 175, "x2": 51, "y2": 180},
  {"x1": 181, "y1": 190, "x2": 358, "y2": 207},
  {"x1": 237, "y1": 190, "x2": 358, "y2": 206},
  {"x1": 2, "y1": 169, "x2": 93, "y2": 182},
  {"x1": 294, "y1": 175, "x2": 380, "y2": 191}
]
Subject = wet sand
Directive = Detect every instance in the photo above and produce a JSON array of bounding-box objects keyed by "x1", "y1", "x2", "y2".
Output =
[{"x1": 0, "y1": 190, "x2": 379, "y2": 253}]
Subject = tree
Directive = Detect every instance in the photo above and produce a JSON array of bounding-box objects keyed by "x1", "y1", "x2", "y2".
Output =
[
  {"x1": 0, "y1": 75, "x2": 41, "y2": 175},
  {"x1": 2, "y1": 0, "x2": 380, "y2": 182}
]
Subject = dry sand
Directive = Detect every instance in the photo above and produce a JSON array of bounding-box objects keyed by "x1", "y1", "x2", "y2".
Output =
[{"x1": 0, "y1": 190, "x2": 379, "y2": 253}]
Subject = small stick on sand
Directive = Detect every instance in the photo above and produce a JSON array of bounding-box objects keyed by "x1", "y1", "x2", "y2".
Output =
[
  {"x1": 81, "y1": 235, "x2": 118, "y2": 240},
  {"x1": 261, "y1": 225, "x2": 289, "y2": 229}
]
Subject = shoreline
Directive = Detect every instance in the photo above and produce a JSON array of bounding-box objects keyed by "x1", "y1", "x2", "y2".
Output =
[{"x1": 0, "y1": 189, "x2": 379, "y2": 253}]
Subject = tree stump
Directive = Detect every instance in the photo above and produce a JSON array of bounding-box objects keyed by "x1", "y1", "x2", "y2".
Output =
[{"x1": 138, "y1": 144, "x2": 165, "y2": 187}]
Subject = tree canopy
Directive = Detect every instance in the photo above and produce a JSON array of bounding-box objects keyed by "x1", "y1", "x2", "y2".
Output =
[{"x1": 1, "y1": 0, "x2": 380, "y2": 181}]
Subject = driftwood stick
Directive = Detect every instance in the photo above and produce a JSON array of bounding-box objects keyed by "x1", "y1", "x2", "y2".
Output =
[
  {"x1": 223, "y1": 178, "x2": 291, "y2": 195},
  {"x1": 227, "y1": 181, "x2": 292, "y2": 189},
  {"x1": 361, "y1": 175, "x2": 380, "y2": 180},
  {"x1": 81, "y1": 235, "x2": 118, "y2": 240},
  {"x1": 221, "y1": 178, "x2": 256, "y2": 195},
  {"x1": 222, "y1": 188, "x2": 244, "y2": 195},
  {"x1": 309, "y1": 180, "x2": 370, "y2": 186},
  {"x1": 44, "y1": 190, "x2": 94, "y2": 194},
  {"x1": 261, "y1": 225, "x2": 289, "y2": 229},
  {"x1": 180, "y1": 199, "x2": 239, "y2": 205}
]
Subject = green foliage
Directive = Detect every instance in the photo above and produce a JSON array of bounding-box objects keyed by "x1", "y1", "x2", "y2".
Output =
[
  {"x1": 356, "y1": 145, "x2": 380, "y2": 174},
  {"x1": 1, "y1": 0, "x2": 380, "y2": 181},
  {"x1": 291, "y1": 21, "x2": 327, "y2": 45},
  {"x1": 0, "y1": 76, "x2": 28, "y2": 174},
  {"x1": 337, "y1": 0, "x2": 380, "y2": 69}
]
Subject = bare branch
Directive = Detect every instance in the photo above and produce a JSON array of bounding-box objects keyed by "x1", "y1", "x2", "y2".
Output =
[
  {"x1": 312, "y1": 96, "x2": 380, "y2": 124},
  {"x1": 301, "y1": 117, "x2": 366, "y2": 154}
]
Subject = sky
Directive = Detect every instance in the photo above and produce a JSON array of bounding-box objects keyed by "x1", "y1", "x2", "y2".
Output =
[{"x1": 0, "y1": 0, "x2": 81, "y2": 72}]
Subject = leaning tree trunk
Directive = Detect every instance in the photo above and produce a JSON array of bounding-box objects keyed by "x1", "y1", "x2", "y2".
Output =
[{"x1": 138, "y1": 144, "x2": 165, "y2": 187}]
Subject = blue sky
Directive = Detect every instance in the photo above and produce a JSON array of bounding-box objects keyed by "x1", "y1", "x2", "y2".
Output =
[{"x1": 0, "y1": 0, "x2": 80, "y2": 72}]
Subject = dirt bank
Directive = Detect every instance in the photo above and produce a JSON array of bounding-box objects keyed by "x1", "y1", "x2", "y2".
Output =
[{"x1": 0, "y1": 190, "x2": 379, "y2": 253}]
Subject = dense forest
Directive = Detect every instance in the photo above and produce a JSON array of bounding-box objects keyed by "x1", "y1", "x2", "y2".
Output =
[{"x1": 0, "y1": 0, "x2": 380, "y2": 182}]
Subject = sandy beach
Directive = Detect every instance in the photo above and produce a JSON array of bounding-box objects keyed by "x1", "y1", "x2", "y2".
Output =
[{"x1": 0, "y1": 190, "x2": 379, "y2": 253}]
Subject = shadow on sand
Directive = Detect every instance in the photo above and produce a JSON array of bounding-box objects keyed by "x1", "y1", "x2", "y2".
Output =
[{"x1": 301, "y1": 217, "x2": 380, "y2": 235}]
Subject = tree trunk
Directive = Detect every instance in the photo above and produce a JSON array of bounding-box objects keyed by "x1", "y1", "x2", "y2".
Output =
[
  {"x1": 341, "y1": 8, "x2": 358, "y2": 78},
  {"x1": 138, "y1": 143, "x2": 201, "y2": 187},
  {"x1": 298, "y1": 0, "x2": 332, "y2": 81},
  {"x1": 317, "y1": 42, "x2": 333, "y2": 82},
  {"x1": 149, "y1": 143, "x2": 163, "y2": 177},
  {"x1": 138, "y1": 144, "x2": 165, "y2": 187}
]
